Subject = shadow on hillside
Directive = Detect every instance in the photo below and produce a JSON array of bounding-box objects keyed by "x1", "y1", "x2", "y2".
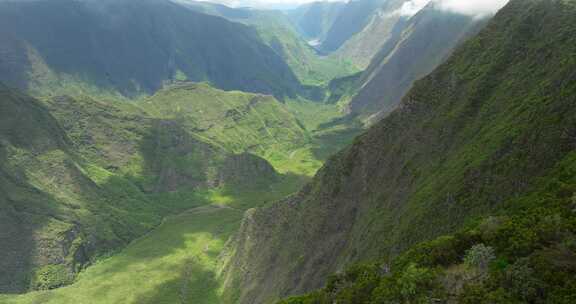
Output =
[
  {"x1": 0, "y1": 154, "x2": 40, "y2": 293},
  {"x1": 137, "y1": 119, "x2": 224, "y2": 194},
  {"x1": 0, "y1": 87, "x2": 70, "y2": 293},
  {"x1": 213, "y1": 172, "x2": 310, "y2": 210},
  {"x1": 311, "y1": 128, "x2": 363, "y2": 162}
]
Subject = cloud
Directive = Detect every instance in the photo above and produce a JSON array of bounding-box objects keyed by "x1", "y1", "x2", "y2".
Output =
[
  {"x1": 437, "y1": 0, "x2": 509, "y2": 17},
  {"x1": 395, "y1": 0, "x2": 510, "y2": 18},
  {"x1": 398, "y1": 0, "x2": 431, "y2": 17}
]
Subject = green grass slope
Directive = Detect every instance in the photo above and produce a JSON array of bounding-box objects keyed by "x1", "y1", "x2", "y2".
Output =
[
  {"x1": 0, "y1": 166, "x2": 305, "y2": 304},
  {"x1": 219, "y1": 0, "x2": 576, "y2": 302},
  {"x1": 0, "y1": 83, "x2": 287, "y2": 294},
  {"x1": 138, "y1": 82, "x2": 363, "y2": 177},
  {"x1": 0, "y1": 207, "x2": 242, "y2": 304},
  {"x1": 138, "y1": 83, "x2": 320, "y2": 174},
  {"x1": 250, "y1": 13, "x2": 358, "y2": 87},
  {"x1": 0, "y1": 206, "x2": 242, "y2": 304}
]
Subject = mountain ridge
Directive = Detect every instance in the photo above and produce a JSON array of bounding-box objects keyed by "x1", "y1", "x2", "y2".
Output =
[
  {"x1": 219, "y1": 0, "x2": 576, "y2": 302},
  {"x1": 0, "y1": 0, "x2": 302, "y2": 98}
]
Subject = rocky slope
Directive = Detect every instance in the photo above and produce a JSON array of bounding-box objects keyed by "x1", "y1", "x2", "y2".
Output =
[
  {"x1": 219, "y1": 0, "x2": 576, "y2": 302},
  {"x1": 0, "y1": 0, "x2": 301, "y2": 98}
]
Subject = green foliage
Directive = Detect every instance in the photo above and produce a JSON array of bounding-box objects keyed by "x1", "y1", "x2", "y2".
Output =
[
  {"x1": 463, "y1": 244, "x2": 496, "y2": 274},
  {"x1": 1, "y1": 79, "x2": 337, "y2": 294},
  {"x1": 29, "y1": 265, "x2": 74, "y2": 291},
  {"x1": 2, "y1": 162, "x2": 304, "y2": 304},
  {"x1": 277, "y1": 151, "x2": 576, "y2": 303},
  {"x1": 399, "y1": 267, "x2": 440, "y2": 302}
]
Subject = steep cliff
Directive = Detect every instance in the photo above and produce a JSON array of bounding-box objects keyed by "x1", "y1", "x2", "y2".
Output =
[{"x1": 219, "y1": 0, "x2": 576, "y2": 302}]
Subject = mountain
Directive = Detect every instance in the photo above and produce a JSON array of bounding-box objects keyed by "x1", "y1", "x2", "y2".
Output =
[
  {"x1": 0, "y1": 0, "x2": 301, "y2": 98},
  {"x1": 0, "y1": 83, "x2": 286, "y2": 293},
  {"x1": 330, "y1": 0, "x2": 406, "y2": 68},
  {"x1": 139, "y1": 83, "x2": 310, "y2": 162},
  {"x1": 178, "y1": 1, "x2": 358, "y2": 87},
  {"x1": 219, "y1": 0, "x2": 576, "y2": 303},
  {"x1": 286, "y1": 1, "x2": 346, "y2": 42},
  {"x1": 348, "y1": 2, "x2": 488, "y2": 119},
  {"x1": 318, "y1": 0, "x2": 387, "y2": 53},
  {"x1": 285, "y1": 0, "x2": 406, "y2": 67}
]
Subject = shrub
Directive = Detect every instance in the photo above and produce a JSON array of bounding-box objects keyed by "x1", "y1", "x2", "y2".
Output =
[{"x1": 464, "y1": 244, "x2": 496, "y2": 275}]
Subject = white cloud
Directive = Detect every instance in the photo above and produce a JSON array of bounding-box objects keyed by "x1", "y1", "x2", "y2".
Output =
[
  {"x1": 437, "y1": 0, "x2": 509, "y2": 17},
  {"x1": 398, "y1": 0, "x2": 431, "y2": 17},
  {"x1": 395, "y1": 0, "x2": 510, "y2": 18}
]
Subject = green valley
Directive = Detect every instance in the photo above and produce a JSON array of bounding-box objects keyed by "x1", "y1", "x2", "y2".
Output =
[
  {"x1": 0, "y1": 206, "x2": 242, "y2": 304},
  {"x1": 2, "y1": 0, "x2": 575, "y2": 303}
]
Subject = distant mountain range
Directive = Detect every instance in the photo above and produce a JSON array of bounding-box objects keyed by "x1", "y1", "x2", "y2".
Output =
[{"x1": 0, "y1": 0, "x2": 301, "y2": 98}]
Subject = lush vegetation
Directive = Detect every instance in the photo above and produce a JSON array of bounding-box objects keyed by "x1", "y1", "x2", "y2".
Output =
[
  {"x1": 5, "y1": 1, "x2": 576, "y2": 304},
  {"x1": 280, "y1": 154, "x2": 576, "y2": 303},
  {"x1": 0, "y1": 161, "x2": 305, "y2": 304},
  {"x1": 218, "y1": 1, "x2": 576, "y2": 303},
  {"x1": 0, "y1": 77, "x2": 359, "y2": 294}
]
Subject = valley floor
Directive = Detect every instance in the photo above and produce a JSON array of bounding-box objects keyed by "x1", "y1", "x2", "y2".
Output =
[{"x1": 0, "y1": 204, "x2": 241, "y2": 304}]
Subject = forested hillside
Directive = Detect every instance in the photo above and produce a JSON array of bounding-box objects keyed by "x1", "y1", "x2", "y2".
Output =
[{"x1": 220, "y1": 1, "x2": 576, "y2": 303}]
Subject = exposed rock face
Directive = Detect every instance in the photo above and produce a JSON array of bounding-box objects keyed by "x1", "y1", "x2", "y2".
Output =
[{"x1": 219, "y1": 0, "x2": 576, "y2": 303}]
